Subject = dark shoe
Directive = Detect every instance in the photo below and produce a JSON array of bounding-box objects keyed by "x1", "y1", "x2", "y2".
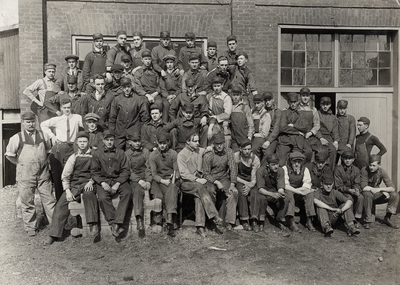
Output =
[
  {"x1": 226, "y1": 223, "x2": 233, "y2": 231},
  {"x1": 306, "y1": 218, "x2": 316, "y2": 232},
  {"x1": 167, "y1": 224, "x2": 176, "y2": 237},
  {"x1": 323, "y1": 223, "x2": 334, "y2": 237},
  {"x1": 137, "y1": 217, "x2": 146, "y2": 238},
  {"x1": 90, "y1": 224, "x2": 99, "y2": 237},
  {"x1": 111, "y1": 224, "x2": 122, "y2": 237},
  {"x1": 287, "y1": 217, "x2": 300, "y2": 232},
  {"x1": 71, "y1": 228, "x2": 83, "y2": 237},
  {"x1": 213, "y1": 216, "x2": 223, "y2": 225},
  {"x1": 383, "y1": 217, "x2": 399, "y2": 229},
  {"x1": 43, "y1": 236, "x2": 55, "y2": 246},
  {"x1": 211, "y1": 222, "x2": 224, "y2": 235},
  {"x1": 347, "y1": 224, "x2": 360, "y2": 236},
  {"x1": 93, "y1": 232, "x2": 101, "y2": 243},
  {"x1": 242, "y1": 222, "x2": 252, "y2": 231},
  {"x1": 259, "y1": 222, "x2": 264, "y2": 232},
  {"x1": 251, "y1": 220, "x2": 259, "y2": 233},
  {"x1": 196, "y1": 227, "x2": 206, "y2": 238},
  {"x1": 276, "y1": 221, "x2": 287, "y2": 231},
  {"x1": 363, "y1": 223, "x2": 371, "y2": 229}
]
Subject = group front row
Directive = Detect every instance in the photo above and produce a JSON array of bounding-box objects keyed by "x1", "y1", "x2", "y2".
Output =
[{"x1": 6, "y1": 111, "x2": 399, "y2": 245}]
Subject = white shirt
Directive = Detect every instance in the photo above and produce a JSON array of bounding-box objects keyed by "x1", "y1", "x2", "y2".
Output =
[{"x1": 41, "y1": 114, "x2": 83, "y2": 142}]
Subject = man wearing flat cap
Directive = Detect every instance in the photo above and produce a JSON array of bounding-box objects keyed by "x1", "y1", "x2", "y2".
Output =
[
  {"x1": 151, "y1": 31, "x2": 180, "y2": 78},
  {"x1": 262, "y1": 91, "x2": 282, "y2": 160},
  {"x1": 282, "y1": 151, "x2": 316, "y2": 232},
  {"x1": 308, "y1": 151, "x2": 333, "y2": 191},
  {"x1": 120, "y1": 54, "x2": 135, "y2": 83},
  {"x1": 82, "y1": 33, "x2": 107, "y2": 93},
  {"x1": 109, "y1": 77, "x2": 149, "y2": 150},
  {"x1": 54, "y1": 54, "x2": 83, "y2": 93},
  {"x1": 313, "y1": 173, "x2": 360, "y2": 237},
  {"x1": 106, "y1": 30, "x2": 131, "y2": 71},
  {"x1": 91, "y1": 130, "x2": 132, "y2": 238},
  {"x1": 84, "y1": 112, "x2": 104, "y2": 150},
  {"x1": 178, "y1": 32, "x2": 208, "y2": 73},
  {"x1": 204, "y1": 56, "x2": 233, "y2": 94},
  {"x1": 221, "y1": 35, "x2": 238, "y2": 74},
  {"x1": 129, "y1": 31, "x2": 149, "y2": 69},
  {"x1": 257, "y1": 154, "x2": 292, "y2": 231},
  {"x1": 23, "y1": 63, "x2": 57, "y2": 123},
  {"x1": 181, "y1": 52, "x2": 208, "y2": 95},
  {"x1": 206, "y1": 40, "x2": 218, "y2": 72},
  {"x1": 125, "y1": 131, "x2": 152, "y2": 238},
  {"x1": 6, "y1": 112, "x2": 56, "y2": 237},
  {"x1": 334, "y1": 150, "x2": 363, "y2": 223},
  {"x1": 141, "y1": 103, "x2": 166, "y2": 151},
  {"x1": 252, "y1": 94, "x2": 272, "y2": 159},
  {"x1": 161, "y1": 54, "x2": 182, "y2": 101},
  {"x1": 336, "y1": 100, "x2": 356, "y2": 161},
  {"x1": 203, "y1": 133, "x2": 238, "y2": 231},
  {"x1": 104, "y1": 63, "x2": 125, "y2": 94},
  {"x1": 45, "y1": 131, "x2": 100, "y2": 245},
  {"x1": 361, "y1": 155, "x2": 399, "y2": 229},
  {"x1": 354, "y1": 117, "x2": 387, "y2": 169},
  {"x1": 234, "y1": 139, "x2": 261, "y2": 232}
]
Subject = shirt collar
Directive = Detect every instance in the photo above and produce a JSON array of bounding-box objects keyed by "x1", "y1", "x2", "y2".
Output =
[{"x1": 103, "y1": 145, "x2": 116, "y2": 153}]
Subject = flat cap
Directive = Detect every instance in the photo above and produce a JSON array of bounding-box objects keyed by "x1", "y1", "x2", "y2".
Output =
[
  {"x1": 315, "y1": 151, "x2": 328, "y2": 163},
  {"x1": 185, "y1": 78, "x2": 195, "y2": 87},
  {"x1": 320, "y1": 97, "x2": 331, "y2": 104},
  {"x1": 253, "y1": 94, "x2": 264, "y2": 103},
  {"x1": 160, "y1": 31, "x2": 170, "y2": 38},
  {"x1": 236, "y1": 52, "x2": 248, "y2": 59},
  {"x1": 337, "y1": 100, "x2": 348, "y2": 109},
  {"x1": 132, "y1": 31, "x2": 143, "y2": 39},
  {"x1": 289, "y1": 151, "x2": 305, "y2": 161},
  {"x1": 287, "y1": 92, "x2": 299, "y2": 102},
  {"x1": 299, "y1": 87, "x2": 310, "y2": 95},
  {"x1": 157, "y1": 132, "x2": 170, "y2": 143},
  {"x1": 163, "y1": 54, "x2": 176, "y2": 62},
  {"x1": 212, "y1": 133, "x2": 225, "y2": 144},
  {"x1": 342, "y1": 151, "x2": 354, "y2": 159},
  {"x1": 369, "y1": 154, "x2": 381, "y2": 164},
  {"x1": 182, "y1": 103, "x2": 194, "y2": 113},
  {"x1": 141, "y1": 50, "x2": 152, "y2": 58},
  {"x1": 127, "y1": 131, "x2": 141, "y2": 141},
  {"x1": 84, "y1": 113, "x2": 100, "y2": 121},
  {"x1": 121, "y1": 54, "x2": 132, "y2": 62},
  {"x1": 207, "y1": 41, "x2": 217, "y2": 48},
  {"x1": 189, "y1": 53, "x2": 200, "y2": 61},
  {"x1": 110, "y1": 64, "x2": 123, "y2": 72},
  {"x1": 150, "y1": 103, "x2": 163, "y2": 111},
  {"x1": 76, "y1": 131, "x2": 89, "y2": 140},
  {"x1": 67, "y1": 76, "x2": 78, "y2": 84},
  {"x1": 120, "y1": 77, "x2": 132, "y2": 86},
  {"x1": 21, "y1": 111, "x2": 35, "y2": 121},
  {"x1": 267, "y1": 154, "x2": 280, "y2": 164},
  {"x1": 185, "y1": 32, "x2": 196, "y2": 39},
  {"x1": 322, "y1": 173, "x2": 334, "y2": 185},
  {"x1": 263, "y1": 91, "x2": 273, "y2": 101},
  {"x1": 227, "y1": 35, "x2": 237, "y2": 42},
  {"x1": 231, "y1": 86, "x2": 242, "y2": 95},
  {"x1": 240, "y1": 138, "x2": 252, "y2": 149},
  {"x1": 116, "y1": 30, "x2": 127, "y2": 37},
  {"x1": 44, "y1": 63, "x2": 56, "y2": 70},
  {"x1": 212, "y1": 76, "x2": 224, "y2": 85},
  {"x1": 65, "y1": 54, "x2": 79, "y2": 62},
  {"x1": 357, "y1": 117, "x2": 370, "y2": 125},
  {"x1": 92, "y1": 33, "x2": 103, "y2": 40},
  {"x1": 103, "y1": 130, "x2": 115, "y2": 139}
]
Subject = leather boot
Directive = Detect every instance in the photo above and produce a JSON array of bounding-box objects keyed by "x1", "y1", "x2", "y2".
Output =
[
  {"x1": 166, "y1": 214, "x2": 175, "y2": 237},
  {"x1": 172, "y1": 213, "x2": 178, "y2": 230},
  {"x1": 136, "y1": 216, "x2": 145, "y2": 238},
  {"x1": 305, "y1": 217, "x2": 316, "y2": 232},
  {"x1": 286, "y1": 216, "x2": 300, "y2": 232},
  {"x1": 251, "y1": 219, "x2": 259, "y2": 233}
]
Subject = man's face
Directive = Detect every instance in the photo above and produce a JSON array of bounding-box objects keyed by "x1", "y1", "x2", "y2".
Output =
[
  {"x1": 227, "y1": 40, "x2": 237, "y2": 52},
  {"x1": 45, "y1": 69, "x2": 55, "y2": 80},
  {"x1": 132, "y1": 36, "x2": 143, "y2": 48},
  {"x1": 231, "y1": 94, "x2": 241, "y2": 105},
  {"x1": 165, "y1": 59, "x2": 175, "y2": 70},
  {"x1": 76, "y1": 137, "x2": 89, "y2": 150},
  {"x1": 122, "y1": 85, "x2": 132, "y2": 96},
  {"x1": 265, "y1": 99, "x2": 274, "y2": 108},
  {"x1": 103, "y1": 137, "x2": 115, "y2": 149},
  {"x1": 185, "y1": 38, "x2": 195, "y2": 48},
  {"x1": 188, "y1": 135, "x2": 200, "y2": 151},
  {"x1": 207, "y1": 47, "x2": 217, "y2": 56},
  {"x1": 255, "y1": 101, "x2": 265, "y2": 111},
  {"x1": 237, "y1": 55, "x2": 247, "y2": 67},
  {"x1": 112, "y1": 71, "x2": 122, "y2": 80},
  {"x1": 127, "y1": 139, "x2": 141, "y2": 150},
  {"x1": 240, "y1": 145, "x2": 252, "y2": 158},
  {"x1": 22, "y1": 119, "x2": 36, "y2": 132},
  {"x1": 182, "y1": 110, "x2": 194, "y2": 120},
  {"x1": 357, "y1": 122, "x2": 368, "y2": 133},
  {"x1": 94, "y1": 39, "x2": 104, "y2": 49},
  {"x1": 288, "y1": 99, "x2": 299, "y2": 110},
  {"x1": 121, "y1": 61, "x2": 131, "y2": 69},
  {"x1": 268, "y1": 162, "x2": 279, "y2": 173},
  {"x1": 94, "y1": 79, "x2": 105, "y2": 93},
  {"x1": 67, "y1": 83, "x2": 77, "y2": 92},
  {"x1": 160, "y1": 38, "x2": 170, "y2": 47},
  {"x1": 213, "y1": 142, "x2": 225, "y2": 152},
  {"x1": 67, "y1": 59, "x2": 77, "y2": 69},
  {"x1": 300, "y1": 94, "x2": 310, "y2": 104},
  {"x1": 322, "y1": 183, "x2": 334, "y2": 192},
  {"x1": 157, "y1": 141, "x2": 169, "y2": 151},
  {"x1": 321, "y1": 103, "x2": 331, "y2": 112},
  {"x1": 212, "y1": 83, "x2": 222, "y2": 94},
  {"x1": 337, "y1": 107, "x2": 347, "y2": 116},
  {"x1": 187, "y1": 85, "x2": 196, "y2": 95},
  {"x1": 117, "y1": 34, "x2": 127, "y2": 46},
  {"x1": 150, "y1": 109, "x2": 162, "y2": 122},
  {"x1": 142, "y1": 57, "x2": 152, "y2": 67},
  {"x1": 342, "y1": 157, "x2": 354, "y2": 167},
  {"x1": 218, "y1": 60, "x2": 228, "y2": 73},
  {"x1": 368, "y1": 161, "x2": 380, "y2": 173},
  {"x1": 85, "y1": 119, "x2": 97, "y2": 130},
  {"x1": 189, "y1": 59, "x2": 199, "y2": 70},
  {"x1": 61, "y1": 103, "x2": 71, "y2": 116},
  {"x1": 316, "y1": 161, "x2": 326, "y2": 170},
  {"x1": 291, "y1": 159, "x2": 302, "y2": 172}
]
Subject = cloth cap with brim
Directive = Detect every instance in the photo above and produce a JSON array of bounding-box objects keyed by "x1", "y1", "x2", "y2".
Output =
[
  {"x1": 141, "y1": 50, "x2": 152, "y2": 58},
  {"x1": 103, "y1": 130, "x2": 115, "y2": 139},
  {"x1": 116, "y1": 30, "x2": 127, "y2": 37},
  {"x1": 163, "y1": 54, "x2": 176, "y2": 62},
  {"x1": 185, "y1": 78, "x2": 195, "y2": 87},
  {"x1": 127, "y1": 132, "x2": 141, "y2": 141},
  {"x1": 110, "y1": 64, "x2": 123, "y2": 72},
  {"x1": 341, "y1": 151, "x2": 354, "y2": 159},
  {"x1": 369, "y1": 154, "x2": 381, "y2": 164},
  {"x1": 289, "y1": 151, "x2": 305, "y2": 161},
  {"x1": 358, "y1": 117, "x2": 370, "y2": 125},
  {"x1": 236, "y1": 52, "x2": 248, "y2": 59},
  {"x1": 157, "y1": 132, "x2": 170, "y2": 143},
  {"x1": 150, "y1": 103, "x2": 163, "y2": 111},
  {"x1": 315, "y1": 151, "x2": 328, "y2": 162},
  {"x1": 299, "y1": 87, "x2": 310, "y2": 95},
  {"x1": 322, "y1": 173, "x2": 334, "y2": 185},
  {"x1": 84, "y1": 113, "x2": 100, "y2": 121},
  {"x1": 267, "y1": 154, "x2": 279, "y2": 164},
  {"x1": 287, "y1": 92, "x2": 298, "y2": 102},
  {"x1": 120, "y1": 77, "x2": 132, "y2": 86},
  {"x1": 132, "y1": 31, "x2": 143, "y2": 39},
  {"x1": 65, "y1": 54, "x2": 79, "y2": 62},
  {"x1": 227, "y1": 35, "x2": 237, "y2": 42},
  {"x1": 182, "y1": 103, "x2": 194, "y2": 113},
  {"x1": 160, "y1": 31, "x2": 170, "y2": 38},
  {"x1": 253, "y1": 94, "x2": 264, "y2": 103},
  {"x1": 213, "y1": 133, "x2": 225, "y2": 144},
  {"x1": 185, "y1": 32, "x2": 196, "y2": 39},
  {"x1": 231, "y1": 86, "x2": 242, "y2": 95},
  {"x1": 321, "y1": 97, "x2": 331, "y2": 104},
  {"x1": 44, "y1": 63, "x2": 56, "y2": 71},
  {"x1": 337, "y1": 100, "x2": 348, "y2": 109},
  {"x1": 240, "y1": 138, "x2": 252, "y2": 148},
  {"x1": 189, "y1": 53, "x2": 200, "y2": 61},
  {"x1": 92, "y1": 33, "x2": 103, "y2": 40},
  {"x1": 263, "y1": 92, "x2": 273, "y2": 100},
  {"x1": 67, "y1": 76, "x2": 78, "y2": 84},
  {"x1": 212, "y1": 76, "x2": 224, "y2": 85},
  {"x1": 21, "y1": 111, "x2": 36, "y2": 121},
  {"x1": 76, "y1": 131, "x2": 89, "y2": 140},
  {"x1": 121, "y1": 54, "x2": 132, "y2": 62},
  {"x1": 207, "y1": 41, "x2": 217, "y2": 48}
]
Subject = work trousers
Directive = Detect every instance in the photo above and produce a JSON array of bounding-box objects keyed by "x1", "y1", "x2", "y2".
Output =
[
  {"x1": 151, "y1": 181, "x2": 179, "y2": 215},
  {"x1": 252, "y1": 137, "x2": 266, "y2": 160},
  {"x1": 260, "y1": 193, "x2": 291, "y2": 221},
  {"x1": 342, "y1": 193, "x2": 364, "y2": 219},
  {"x1": 49, "y1": 143, "x2": 74, "y2": 201},
  {"x1": 237, "y1": 184, "x2": 260, "y2": 221},
  {"x1": 363, "y1": 191, "x2": 399, "y2": 223},
  {"x1": 316, "y1": 203, "x2": 355, "y2": 227},
  {"x1": 286, "y1": 191, "x2": 316, "y2": 217},
  {"x1": 130, "y1": 181, "x2": 145, "y2": 217}
]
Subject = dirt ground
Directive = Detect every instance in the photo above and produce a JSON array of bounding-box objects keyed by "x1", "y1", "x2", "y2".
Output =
[{"x1": 0, "y1": 185, "x2": 399, "y2": 285}]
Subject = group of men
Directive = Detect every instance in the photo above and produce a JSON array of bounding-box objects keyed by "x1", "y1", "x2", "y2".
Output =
[{"x1": 9, "y1": 30, "x2": 398, "y2": 244}]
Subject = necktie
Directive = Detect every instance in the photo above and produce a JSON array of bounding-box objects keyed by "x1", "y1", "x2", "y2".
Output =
[{"x1": 66, "y1": 117, "x2": 71, "y2": 143}]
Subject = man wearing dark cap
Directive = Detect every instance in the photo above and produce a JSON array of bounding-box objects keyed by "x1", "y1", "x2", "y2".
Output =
[
  {"x1": 334, "y1": 150, "x2": 363, "y2": 222},
  {"x1": 206, "y1": 40, "x2": 218, "y2": 72},
  {"x1": 6, "y1": 112, "x2": 56, "y2": 236},
  {"x1": 204, "y1": 56, "x2": 233, "y2": 94},
  {"x1": 313, "y1": 173, "x2": 360, "y2": 237},
  {"x1": 282, "y1": 151, "x2": 316, "y2": 232},
  {"x1": 181, "y1": 52, "x2": 208, "y2": 95},
  {"x1": 129, "y1": 31, "x2": 148, "y2": 69},
  {"x1": 308, "y1": 151, "x2": 333, "y2": 191},
  {"x1": 262, "y1": 91, "x2": 282, "y2": 159},
  {"x1": 45, "y1": 131, "x2": 100, "y2": 245},
  {"x1": 141, "y1": 103, "x2": 166, "y2": 151},
  {"x1": 257, "y1": 154, "x2": 292, "y2": 231},
  {"x1": 221, "y1": 35, "x2": 238, "y2": 74},
  {"x1": 177, "y1": 133, "x2": 224, "y2": 237},
  {"x1": 84, "y1": 112, "x2": 104, "y2": 150},
  {"x1": 316, "y1": 96, "x2": 339, "y2": 171},
  {"x1": 336, "y1": 100, "x2": 356, "y2": 161},
  {"x1": 91, "y1": 130, "x2": 132, "y2": 238},
  {"x1": 82, "y1": 33, "x2": 107, "y2": 93},
  {"x1": 106, "y1": 30, "x2": 131, "y2": 71},
  {"x1": 133, "y1": 50, "x2": 169, "y2": 122},
  {"x1": 120, "y1": 54, "x2": 135, "y2": 83},
  {"x1": 161, "y1": 54, "x2": 182, "y2": 101},
  {"x1": 54, "y1": 54, "x2": 83, "y2": 93},
  {"x1": 231, "y1": 51, "x2": 258, "y2": 109},
  {"x1": 361, "y1": 155, "x2": 398, "y2": 229},
  {"x1": 354, "y1": 117, "x2": 387, "y2": 169},
  {"x1": 230, "y1": 87, "x2": 254, "y2": 152},
  {"x1": 125, "y1": 131, "x2": 152, "y2": 238},
  {"x1": 178, "y1": 32, "x2": 208, "y2": 72},
  {"x1": 109, "y1": 77, "x2": 149, "y2": 150},
  {"x1": 23, "y1": 63, "x2": 57, "y2": 123},
  {"x1": 104, "y1": 63, "x2": 124, "y2": 94},
  {"x1": 151, "y1": 31, "x2": 180, "y2": 77},
  {"x1": 203, "y1": 133, "x2": 238, "y2": 230},
  {"x1": 252, "y1": 94, "x2": 272, "y2": 159},
  {"x1": 234, "y1": 139, "x2": 261, "y2": 231},
  {"x1": 148, "y1": 132, "x2": 180, "y2": 237}
]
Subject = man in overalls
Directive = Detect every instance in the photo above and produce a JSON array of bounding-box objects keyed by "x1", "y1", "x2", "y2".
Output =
[
  {"x1": 336, "y1": 100, "x2": 356, "y2": 163},
  {"x1": 84, "y1": 113, "x2": 104, "y2": 151},
  {"x1": 354, "y1": 117, "x2": 387, "y2": 170},
  {"x1": 45, "y1": 131, "x2": 99, "y2": 245},
  {"x1": 5, "y1": 112, "x2": 56, "y2": 236},
  {"x1": 141, "y1": 103, "x2": 166, "y2": 151},
  {"x1": 129, "y1": 31, "x2": 148, "y2": 69},
  {"x1": 106, "y1": 30, "x2": 130, "y2": 71},
  {"x1": 234, "y1": 139, "x2": 261, "y2": 232},
  {"x1": 262, "y1": 92, "x2": 282, "y2": 160},
  {"x1": 230, "y1": 86, "x2": 254, "y2": 152},
  {"x1": 252, "y1": 94, "x2": 271, "y2": 159},
  {"x1": 308, "y1": 151, "x2": 333, "y2": 191},
  {"x1": 54, "y1": 54, "x2": 83, "y2": 93}
]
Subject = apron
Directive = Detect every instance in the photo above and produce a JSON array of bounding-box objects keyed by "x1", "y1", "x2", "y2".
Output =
[
  {"x1": 287, "y1": 165, "x2": 306, "y2": 188},
  {"x1": 238, "y1": 155, "x2": 254, "y2": 182},
  {"x1": 231, "y1": 104, "x2": 248, "y2": 146},
  {"x1": 253, "y1": 110, "x2": 268, "y2": 134},
  {"x1": 209, "y1": 95, "x2": 226, "y2": 135},
  {"x1": 70, "y1": 154, "x2": 92, "y2": 199},
  {"x1": 354, "y1": 134, "x2": 372, "y2": 169},
  {"x1": 31, "y1": 79, "x2": 55, "y2": 123}
]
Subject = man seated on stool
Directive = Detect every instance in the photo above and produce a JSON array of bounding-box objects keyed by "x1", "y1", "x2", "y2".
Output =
[{"x1": 45, "y1": 131, "x2": 99, "y2": 244}]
